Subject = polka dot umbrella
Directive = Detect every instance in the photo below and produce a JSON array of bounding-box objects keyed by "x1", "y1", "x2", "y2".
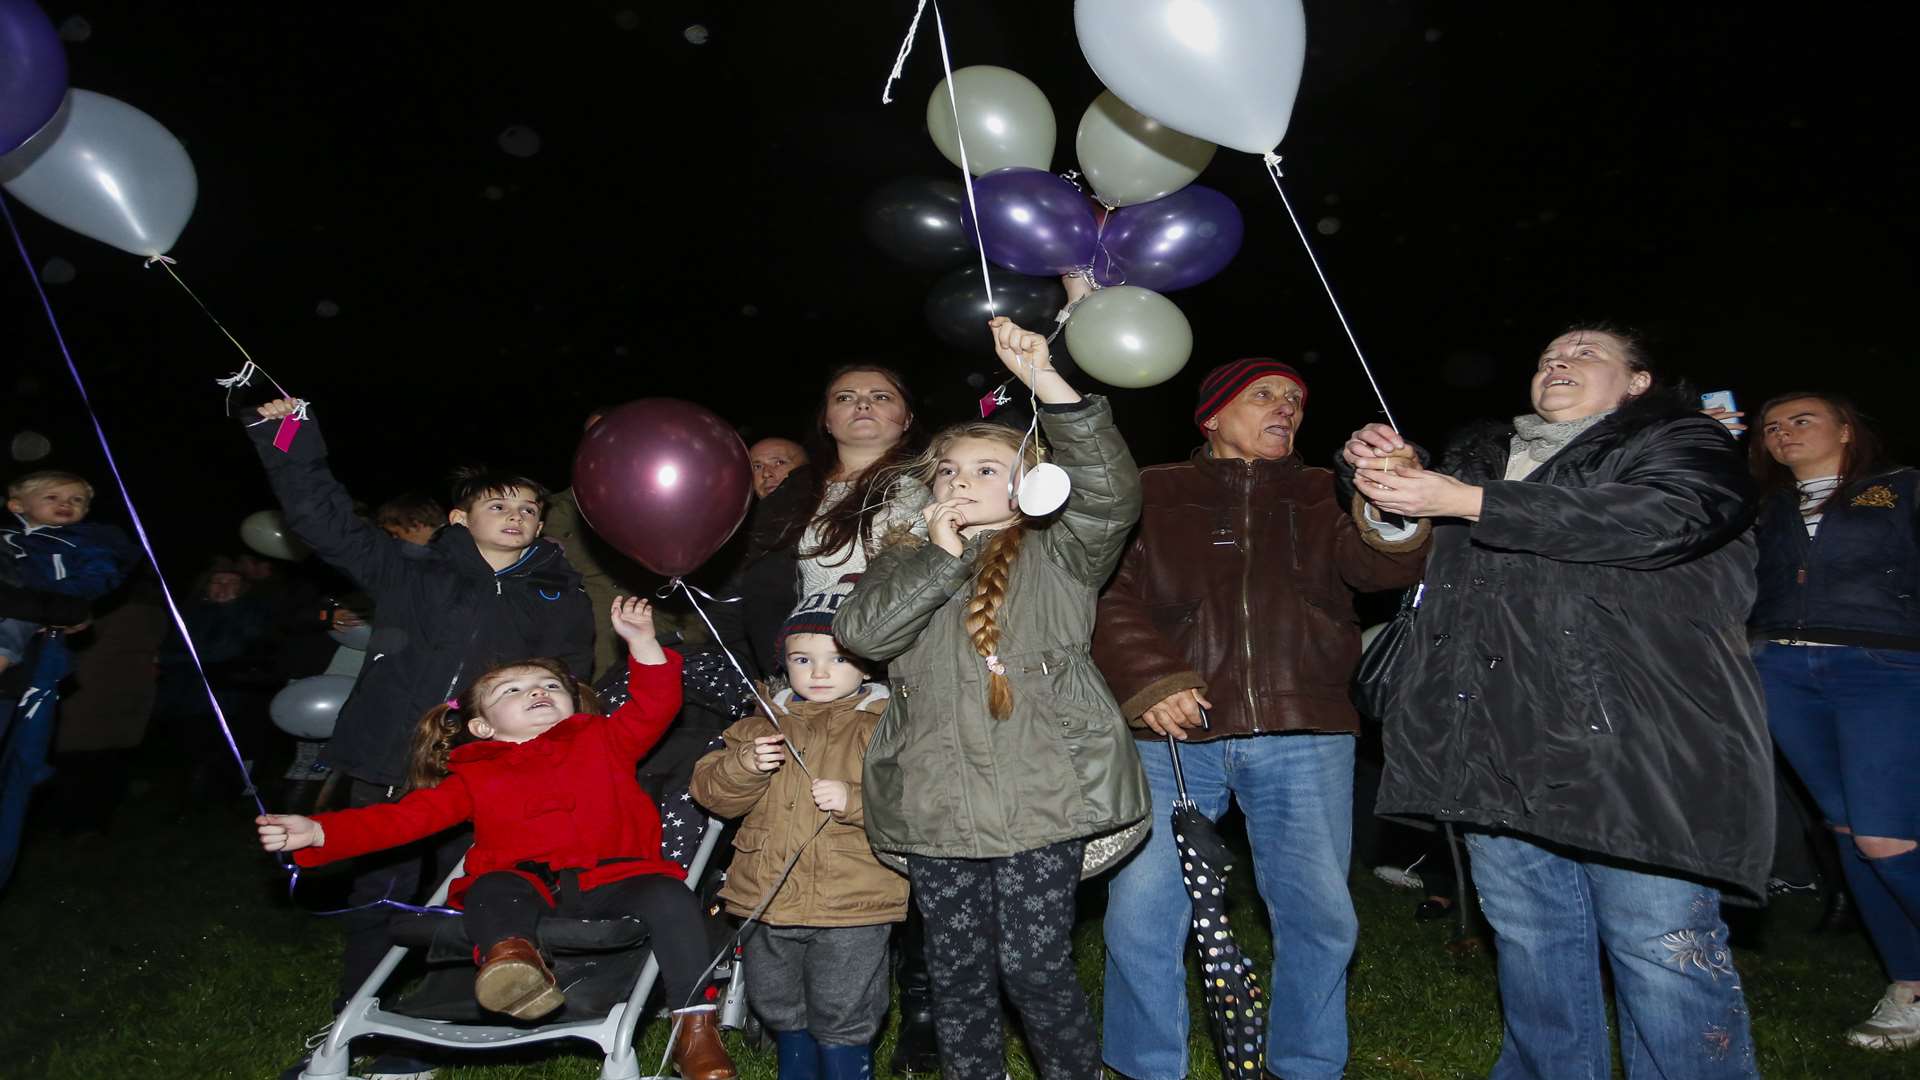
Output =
[{"x1": 1166, "y1": 733, "x2": 1267, "y2": 1077}]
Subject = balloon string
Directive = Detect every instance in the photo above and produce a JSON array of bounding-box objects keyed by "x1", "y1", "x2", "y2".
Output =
[
  {"x1": 144, "y1": 257, "x2": 292, "y2": 415},
  {"x1": 879, "y1": 0, "x2": 930, "y2": 104},
  {"x1": 927, "y1": 0, "x2": 996, "y2": 319},
  {"x1": 1262, "y1": 153, "x2": 1401, "y2": 433},
  {"x1": 665, "y1": 580, "x2": 814, "y2": 779},
  {"x1": 0, "y1": 194, "x2": 280, "y2": 844}
]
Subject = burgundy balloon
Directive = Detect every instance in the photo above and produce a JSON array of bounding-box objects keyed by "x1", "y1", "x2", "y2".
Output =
[
  {"x1": 572, "y1": 399, "x2": 752, "y2": 579},
  {"x1": 964, "y1": 167, "x2": 1101, "y2": 276},
  {"x1": 1092, "y1": 184, "x2": 1245, "y2": 292}
]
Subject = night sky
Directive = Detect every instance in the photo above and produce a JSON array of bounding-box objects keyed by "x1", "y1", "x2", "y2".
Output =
[{"x1": 4, "y1": 2, "x2": 1914, "y2": 581}]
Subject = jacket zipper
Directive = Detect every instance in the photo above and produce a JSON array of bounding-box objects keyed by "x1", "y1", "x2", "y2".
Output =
[{"x1": 1241, "y1": 463, "x2": 1258, "y2": 731}]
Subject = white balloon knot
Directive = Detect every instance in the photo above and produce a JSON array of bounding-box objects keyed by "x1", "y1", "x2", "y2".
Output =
[
  {"x1": 143, "y1": 255, "x2": 177, "y2": 268},
  {"x1": 1263, "y1": 151, "x2": 1285, "y2": 173}
]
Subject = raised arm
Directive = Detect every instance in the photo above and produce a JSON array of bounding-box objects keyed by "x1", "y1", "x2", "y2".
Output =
[
  {"x1": 601, "y1": 597, "x2": 685, "y2": 760},
  {"x1": 1034, "y1": 397, "x2": 1142, "y2": 585},
  {"x1": 245, "y1": 399, "x2": 411, "y2": 595}
]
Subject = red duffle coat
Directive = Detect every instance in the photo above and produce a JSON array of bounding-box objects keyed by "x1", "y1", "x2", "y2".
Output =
[{"x1": 293, "y1": 651, "x2": 686, "y2": 907}]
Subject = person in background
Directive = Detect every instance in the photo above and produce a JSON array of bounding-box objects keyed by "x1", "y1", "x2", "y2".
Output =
[
  {"x1": 1, "y1": 470, "x2": 136, "y2": 676},
  {"x1": 1749, "y1": 391, "x2": 1920, "y2": 1052},
  {"x1": 374, "y1": 493, "x2": 446, "y2": 547},
  {"x1": 1092, "y1": 358, "x2": 1428, "y2": 1080},
  {"x1": 1350, "y1": 325, "x2": 1767, "y2": 1079},
  {"x1": 749, "y1": 437, "x2": 809, "y2": 501}
]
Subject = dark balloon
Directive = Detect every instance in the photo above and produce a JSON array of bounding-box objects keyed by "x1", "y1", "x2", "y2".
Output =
[
  {"x1": 573, "y1": 399, "x2": 753, "y2": 579},
  {"x1": 1092, "y1": 185, "x2": 1245, "y2": 292},
  {"x1": 924, "y1": 264, "x2": 1067, "y2": 353},
  {"x1": 863, "y1": 177, "x2": 974, "y2": 269},
  {"x1": 963, "y1": 167, "x2": 1100, "y2": 276},
  {"x1": 0, "y1": 0, "x2": 67, "y2": 155}
]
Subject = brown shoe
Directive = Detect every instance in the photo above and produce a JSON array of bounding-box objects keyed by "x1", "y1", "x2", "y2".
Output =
[
  {"x1": 474, "y1": 936, "x2": 565, "y2": 1020},
  {"x1": 670, "y1": 1008, "x2": 737, "y2": 1080}
]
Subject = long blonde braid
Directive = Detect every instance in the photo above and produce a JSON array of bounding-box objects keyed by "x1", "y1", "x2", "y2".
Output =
[{"x1": 966, "y1": 527, "x2": 1026, "y2": 718}]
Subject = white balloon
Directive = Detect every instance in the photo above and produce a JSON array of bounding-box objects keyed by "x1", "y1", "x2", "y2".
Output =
[
  {"x1": 926, "y1": 66, "x2": 1056, "y2": 177},
  {"x1": 497, "y1": 125, "x2": 542, "y2": 158},
  {"x1": 1075, "y1": 90, "x2": 1216, "y2": 207},
  {"x1": 0, "y1": 89, "x2": 198, "y2": 257},
  {"x1": 328, "y1": 622, "x2": 372, "y2": 651},
  {"x1": 270, "y1": 675, "x2": 357, "y2": 739},
  {"x1": 1075, "y1": 0, "x2": 1308, "y2": 155},
  {"x1": 10, "y1": 431, "x2": 52, "y2": 462}
]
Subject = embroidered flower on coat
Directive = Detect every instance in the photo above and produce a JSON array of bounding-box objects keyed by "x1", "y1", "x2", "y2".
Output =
[{"x1": 1852, "y1": 484, "x2": 1897, "y2": 508}]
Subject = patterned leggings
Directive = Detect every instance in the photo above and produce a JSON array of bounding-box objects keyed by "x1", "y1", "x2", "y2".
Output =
[{"x1": 906, "y1": 840, "x2": 1099, "y2": 1080}]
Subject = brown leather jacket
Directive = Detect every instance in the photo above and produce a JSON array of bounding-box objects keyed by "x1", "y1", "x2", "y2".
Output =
[{"x1": 1092, "y1": 448, "x2": 1428, "y2": 739}]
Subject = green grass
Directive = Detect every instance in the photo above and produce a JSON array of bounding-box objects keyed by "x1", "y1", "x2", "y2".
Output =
[{"x1": 1, "y1": 780, "x2": 1913, "y2": 1080}]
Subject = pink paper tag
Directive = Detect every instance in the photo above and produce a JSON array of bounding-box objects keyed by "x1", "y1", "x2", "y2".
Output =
[
  {"x1": 272, "y1": 416, "x2": 303, "y2": 453},
  {"x1": 979, "y1": 389, "x2": 1011, "y2": 418}
]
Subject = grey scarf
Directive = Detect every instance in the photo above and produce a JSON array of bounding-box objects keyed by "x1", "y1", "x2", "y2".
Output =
[{"x1": 1510, "y1": 410, "x2": 1612, "y2": 465}]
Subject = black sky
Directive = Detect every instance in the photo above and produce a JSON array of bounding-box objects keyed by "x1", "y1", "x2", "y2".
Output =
[{"x1": 4, "y1": 2, "x2": 1915, "y2": 579}]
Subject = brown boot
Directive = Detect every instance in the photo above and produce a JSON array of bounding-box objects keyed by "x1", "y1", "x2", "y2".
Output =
[
  {"x1": 474, "y1": 936, "x2": 565, "y2": 1020},
  {"x1": 670, "y1": 1008, "x2": 737, "y2": 1080}
]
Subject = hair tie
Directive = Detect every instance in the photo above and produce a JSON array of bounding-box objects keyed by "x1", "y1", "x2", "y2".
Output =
[
  {"x1": 984, "y1": 655, "x2": 1006, "y2": 676},
  {"x1": 445, "y1": 699, "x2": 460, "y2": 711}
]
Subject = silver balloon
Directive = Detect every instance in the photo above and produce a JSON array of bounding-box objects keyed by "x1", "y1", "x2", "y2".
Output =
[
  {"x1": 863, "y1": 177, "x2": 974, "y2": 269},
  {"x1": 328, "y1": 622, "x2": 373, "y2": 651},
  {"x1": 1062, "y1": 285, "x2": 1192, "y2": 388},
  {"x1": 926, "y1": 65, "x2": 1055, "y2": 176},
  {"x1": 924, "y1": 265, "x2": 1066, "y2": 353},
  {"x1": 1075, "y1": 0, "x2": 1307, "y2": 155},
  {"x1": 10, "y1": 431, "x2": 51, "y2": 462},
  {"x1": 270, "y1": 674, "x2": 357, "y2": 740},
  {"x1": 0, "y1": 89, "x2": 197, "y2": 257},
  {"x1": 1075, "y1": 90, "x2": 1216, "y2": 207},
  {"x1": 239, "y1": 510, "x2": 310, "y2": 561}
]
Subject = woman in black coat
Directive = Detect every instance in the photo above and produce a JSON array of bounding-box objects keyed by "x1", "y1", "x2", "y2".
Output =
[{"x1": 1343, "y1": 326, "x2": 1767, "y2": 1080}]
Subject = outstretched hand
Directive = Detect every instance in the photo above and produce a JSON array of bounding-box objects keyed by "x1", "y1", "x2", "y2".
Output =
[
  {"x1": 257, "y1": 813, "x2": 323, "y2": 853},
  {"x1": 1353, "y1": 464, "x2": 1483, "y2": 521},
  {"x1": 256, "y1": 397, "x2": 302, "y2": 420},
  {"x1": 611, "y1": 596, "x2": 667, "y2": 665}
]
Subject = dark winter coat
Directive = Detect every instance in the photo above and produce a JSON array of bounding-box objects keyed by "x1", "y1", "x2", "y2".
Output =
[
  {"x1": 1749, "y1": 466, "x2": 1920, "y2": 649},
  {"x1": 1, "y1": 515, "x2": 136, "y2": 599},
  {"x1": 1373, "y1": 390, "x2": 1774, "y2": 898},
  {"x1": 246, "y1": 415, "x2": 594, "y2": 788},
  {"x1": 295, "y1": 653, "x2": 687, "y2": 907}
]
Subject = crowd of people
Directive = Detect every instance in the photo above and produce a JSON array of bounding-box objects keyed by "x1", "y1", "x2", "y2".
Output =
[{"x1": 3, "y1": 313, "x2": 1915, "y2": 1080}]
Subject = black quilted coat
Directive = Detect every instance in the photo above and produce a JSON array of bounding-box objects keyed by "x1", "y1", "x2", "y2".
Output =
[{"x1": 1373, "y1": 389, "x2": 1774, "y2": 898}]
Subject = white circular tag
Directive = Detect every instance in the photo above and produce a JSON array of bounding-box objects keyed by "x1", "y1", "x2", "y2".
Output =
[{"x1": 1016, "y1": 462, "x2": 1072, "y2": 517}]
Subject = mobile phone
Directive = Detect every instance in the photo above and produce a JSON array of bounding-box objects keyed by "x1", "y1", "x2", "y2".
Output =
[{"x1": 1701, "y1": 390, "x2": 1739, "y2": 424}]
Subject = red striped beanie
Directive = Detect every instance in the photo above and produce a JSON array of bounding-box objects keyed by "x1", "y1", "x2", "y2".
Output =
[{"x1": 1193, "y1": 358, "x2": 1309, "y2": 429}]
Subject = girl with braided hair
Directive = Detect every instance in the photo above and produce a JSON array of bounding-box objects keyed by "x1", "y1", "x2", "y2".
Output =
[
  {"x1": 836, "y1": 318, "x2": 1148, "y2": 1080},
  {"x1": 256, "y1": 598, "x2": 737, "y2": 1079}
]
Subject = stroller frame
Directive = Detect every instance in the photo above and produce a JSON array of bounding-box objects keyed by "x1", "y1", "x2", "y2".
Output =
[{"x1": 299, "y1": 814, "x2": 726, "y2": 1080}]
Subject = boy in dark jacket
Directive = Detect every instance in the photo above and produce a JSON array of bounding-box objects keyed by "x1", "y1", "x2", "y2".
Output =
[
  {"x1": 245, "y1": 397, "x2": 594, "y2": 1045},
  {"x1": 1, "y1": 470, "x2": 136, "y2": 675}
]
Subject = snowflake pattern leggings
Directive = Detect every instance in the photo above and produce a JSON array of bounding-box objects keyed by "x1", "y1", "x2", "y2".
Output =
[{"x1": 905, "y1": 839, "x2": 1100, "y2": 1080}]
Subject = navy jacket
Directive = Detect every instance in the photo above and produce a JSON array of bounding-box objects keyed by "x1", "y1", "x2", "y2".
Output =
[
  {"x1": 1749, "y1": 466, "x2": 1920, "y2": 649},
  {"x1": 1, "y1": 516, "x2": 136, "y2": 599},
  {"x1": 246, "y1": 414, "x2": 593, "y2": 788}
]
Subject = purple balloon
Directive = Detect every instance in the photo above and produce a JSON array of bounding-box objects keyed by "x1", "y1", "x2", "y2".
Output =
[
  {"x1": 0, "y1": 0, "x2": 66, "y2": 156},
  {"x1": 1092, "y1": 185, "x2": 1245, "y2": 292},
  {"x1": 573, "y1": 399, "x2": 753, "y2": 579},
  {"x1": 964, "y1": 167, "x2": 1100, "y2": 276}
]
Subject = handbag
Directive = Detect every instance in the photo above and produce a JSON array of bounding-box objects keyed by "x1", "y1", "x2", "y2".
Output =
[{"x1": 1353, "y1": 582, "x2": 1424, "y2": 720}]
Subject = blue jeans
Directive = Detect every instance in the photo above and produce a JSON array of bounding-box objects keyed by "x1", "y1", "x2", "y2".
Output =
[
  {"x1": 1102, "y1": 733, "x2": 1356, "y2": 1080},
  {"x1": 1754, "y1": 641, "x2": 1920, "y2": 980},
  {"x1": 1465, "y1": 833, "x2": 1758, "y2": 1080}
]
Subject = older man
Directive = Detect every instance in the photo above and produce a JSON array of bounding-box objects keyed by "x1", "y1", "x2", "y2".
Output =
[
  {"x1": 1092, "y1": 358, "x2": 1428, "y2": 1080},
  {"x1": 748, "y1": 436, "x2": 808, "y2": 500}
]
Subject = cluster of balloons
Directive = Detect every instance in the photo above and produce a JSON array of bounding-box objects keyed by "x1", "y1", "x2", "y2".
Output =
[
  {"x1": 0, "y1": 0, "x2": 197, "y2": 257},
  {"x1": 872, "y1": 0, "x2": 1308, "y2": 393},
  {"x1": 271, "y1": 610, "x2": 372, "y2": 741}
]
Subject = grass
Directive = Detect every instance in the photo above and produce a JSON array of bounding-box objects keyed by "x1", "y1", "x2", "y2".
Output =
[{"x1": 1, "y1": 773, "x2": 1913, "y2": 1080}]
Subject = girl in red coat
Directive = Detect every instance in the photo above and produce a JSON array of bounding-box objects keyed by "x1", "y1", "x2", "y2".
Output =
[{"x1": 258, "y1": 598, "x2": 735, "y2": 1080}]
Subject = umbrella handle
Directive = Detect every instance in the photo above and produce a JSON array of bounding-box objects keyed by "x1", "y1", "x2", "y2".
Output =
[{"x1": 1164, "y1": 732, "x2": 1193, "y2": 805}]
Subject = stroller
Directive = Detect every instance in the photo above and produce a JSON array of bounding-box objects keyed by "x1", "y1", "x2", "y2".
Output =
[{"x1": 297, "y1": 651, "x2": 758, "y2": 1080}]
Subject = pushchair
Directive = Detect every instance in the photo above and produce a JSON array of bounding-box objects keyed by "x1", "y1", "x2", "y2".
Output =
[{"x1": 296, "y1": 799, "x2": 730, "y2": 1080}]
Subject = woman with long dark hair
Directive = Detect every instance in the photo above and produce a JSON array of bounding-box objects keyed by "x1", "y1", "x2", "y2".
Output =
[{"x1": 1749, "y1": 391, "x2": 1920, "y2": 1051}]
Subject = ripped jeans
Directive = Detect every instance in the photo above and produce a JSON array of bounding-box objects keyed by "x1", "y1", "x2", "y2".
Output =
[{"x1": 1464, "y1": 832, "x2": 1759, "y2": 1080}]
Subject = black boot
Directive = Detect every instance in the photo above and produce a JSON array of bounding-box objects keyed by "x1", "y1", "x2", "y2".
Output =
[{"x1": 888, "y1": 903, "x2": 941, "y2": 1075}]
